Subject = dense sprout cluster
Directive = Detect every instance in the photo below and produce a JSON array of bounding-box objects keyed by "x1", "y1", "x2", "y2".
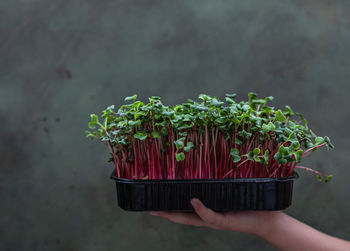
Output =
[{"x1": 86, "y1": 93, "x2": 334, "y2": 180}]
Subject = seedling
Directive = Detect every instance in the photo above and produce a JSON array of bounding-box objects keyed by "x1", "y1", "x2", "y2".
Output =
[{"x1": 86, "y1": 93, "x2": 334, "y2": 181}]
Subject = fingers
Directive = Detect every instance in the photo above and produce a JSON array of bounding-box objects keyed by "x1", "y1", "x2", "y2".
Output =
[
  {"x1": 190, "y1": 198, "x2": 226, "y2": 228},
  {"x1": 148, "y1": 198, "x2": 226, "y2": 230},
  {"x1": 150, "y1": 211, "x2": 209, "y2": 227}
]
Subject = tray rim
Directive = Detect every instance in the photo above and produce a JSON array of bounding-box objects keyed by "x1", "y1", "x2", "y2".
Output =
[{"x1": 110, "y1": 169, "x2": 299, "y2": 184}]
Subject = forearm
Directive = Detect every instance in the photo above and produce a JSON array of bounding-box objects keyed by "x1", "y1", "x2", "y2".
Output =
[
  {"x1": 255, "y1": 212, "x2": 350, "y2": 251},
  {"x1": 153, "y1": 200, "x2": 350, "y2": 250}
]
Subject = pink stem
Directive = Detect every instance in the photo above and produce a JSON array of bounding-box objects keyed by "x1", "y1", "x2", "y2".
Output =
[
  {"x1": 303, "y1": 143, "x2": 327, "y2": 157},
  {"x1": 294, "y1": 166, "x2": 322, "y2": 175}
]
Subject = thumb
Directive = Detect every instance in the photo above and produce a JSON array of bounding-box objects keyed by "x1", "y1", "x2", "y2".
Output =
[{"x1": 190, "y1": 198, "x2": 225, "y2": 227}]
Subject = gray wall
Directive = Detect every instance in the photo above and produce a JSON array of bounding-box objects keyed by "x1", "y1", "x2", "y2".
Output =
[{"x1": 1, "y1": 0, "x2": 350, "y2": 250}]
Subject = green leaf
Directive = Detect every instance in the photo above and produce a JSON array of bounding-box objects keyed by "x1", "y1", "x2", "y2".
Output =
[
  {"x1": 253, "y1": 155, "x2": 260, "y2": 162},
  {"x1": 253, "y1": 148, "x2": 260, "y2": 155},
  {"x1": 134, "y1": 132, "x2": 147, "y2": 141},
  {"x1": 269, "y1": 122, "x2": 276, "y2": 131},
  {"x1": 225, "y1": 97, "x2": 235, "y2": 104},
  {"x1": 264, "y1": 96, "x2": 274, "y2": 102},
  {"x1": 149, "y1": 96, "x2": 161, "y2": 102},
  {"x1": 315, "y1": 136, "x2": 325, "y2": 145},
  {"x1": 234, "y1": 138, "x2": 242, "y2": 145},
  {"x1": 187, "y1": 98, "x2": 195, "y2": 104},
  {"x1": 309, "y1": 129, "x2": 317, "y2": 138},
  {"x1": 176, "y1": 152, "x2": 185, "y2": 161},
  {"x1": 161, "y1": 127, "x2": 168, "y2": 136},
  {"x1": 241, "y1": 130, "x2": 252, "y2": 138},
  {"x1": 124, "y1": 94, "x2": 137, "y2": 102},
  {"x1": 128, "y1": 120, "x2": 142, "y2": 127},
  {"x1": 282, "y1": 147, "x2": 290, "y2": 156},
  {"x1": 325, "y1": 175, "x2": 333, "y2": 183},
  {"x1": 184, "y1": 141, "x2": 194, "y2": 152},
  {"x1": 284, "y1": 105, "x2": 294, "y2": 116},
  {"x1": 262, "y1": 122, "x2": 276, "y2": 133},
  {"x1": 278, "y1": 145, "x2": 285, "y2": 154},
  {"x1": 134, "y1": 112, "x2": 145, "y2": 120},
  {"x1": 296, "y1": 112, "x2": 308, "y2": 129},
  {"x1": 278, "y1": 158, "x2": 287, "y2": 165},
  {"x1": 174, "y1": 138, "x2": 185, "y2": 150},
  {"x1": 85, "y1": 130, "x2": 95, "y2": 139},
  {"x1": 275, "y1": 109, "x2": 287, "y2": 122},
  {"x1": 274, "y1": 152, "x2": 282, "y2": 160},
  {"x1": 317, "y1": 174, "x2": 323, "y2": 182},
  {"x1": 198, "y1": 94, "x2": 211, "y2": 101},
  {"x1": 305, "y1": 141, "x2": 314, "y2": 149},
  {"x1": 241, "y1": 104, "x2": 250, "y2": 111},
  {"x1": 225, "y1": 93, "x2": 237, "y2": 98},
  {"x1": 210, "y1": 98, "x2": 224, "y2": 107},
  {"x1": 88, "y1": 114, "x2": 99, "y2": 129},
  {"x1": 294, "y1": 149, "x2": 303, "y2": 162},
  {"x1": 324, "y1": 136, "x2": 335, "y2": 148},
  {"x1": 291, "y1": 141, "x2": 300, "y2": 150},
  {"x1": 102, "y1": 105, "x2": 115, "y2": 118},
  {"x1": 262, "y1": 124, "x2": 269, "y2": 133},
  {"x1": 230, "y1": 148, "x2": 241, "y2": 163},
  {"x1": 151, "y1": 131, "x2": 161, "y2": 138},
  {"x1": 230, "y1": 105, "x2": 239, "y2": 114},
  {"x1": 252, "y1": 99, "x2": 266, "y2": 105},
  {"x1": 248, "y1": 92, "x2": 258, "y2": 101},
  {"x1": 246, "y1": 151, "x2": 254, "y2": 161},
  {"x1": 178, "y1": 131, "x2": 188, "y2": 137}
]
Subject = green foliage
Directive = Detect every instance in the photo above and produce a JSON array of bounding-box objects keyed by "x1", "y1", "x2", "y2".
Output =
[
  {"x1": 124, "y1": 94, "x2": 137, "y2": 102},
  {"x1": 134, "y1": 132, "x2": 147, "y2": 141},
  {"x1": 315, "y1": 136, "x2": 325, "y2": 145},
  {"x1": 86, "y1": 93, "x2": 334, "y2": 180},
  {"x1": 88, "y1": 114, "x2": 99, "y2": 129},
  {"x1": 275, "y1": 109, "x2": 287, "y2": 122},
  {"x1": 253, "y1": 148, "x2": 261, "y2": 162},
  {"x1": 151, "y1": 131, "x2": 161, "y2": 139},
  {"x1": 161, "y1": 127, "x2": 169, "y2": 136},
  {"x1": 230, "y1": 148, "x2": 241, "y2": 163},
  {"x1": 174, "y1": 137, "x2": 186, "y2": 150},
  {"x1": 176, "y1": 152, "x2": 185, "y2": 161},
  {"x1": 234, "y1": 138, "x2": 243, "y2": 145},
  {"x1": 284, "y1": 105, "x2": 294, "y2": 116},
  {"x1": 316, "y1": 174, "x2": 333, "y2": 182},
  {"x1": 325, "y1": 175, "x2": 333, "y2": 183},
  {"x1": 294, "y1": 149, "x2": 303, "y2": 162},
  {"x1": 85, "y1": 130, "x2": 97, "y2": 138},
  {"x1": 184, "y1": 142, "x2": 194, "y2": 152},
  {"x1": 262, "y1": 122, "x2": 276, "y2": 133}
]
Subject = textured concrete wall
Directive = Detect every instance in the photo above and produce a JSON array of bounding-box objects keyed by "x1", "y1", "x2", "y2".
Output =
[{"x1": 1, "y1": 0, "x2": 350, "y2": 250}]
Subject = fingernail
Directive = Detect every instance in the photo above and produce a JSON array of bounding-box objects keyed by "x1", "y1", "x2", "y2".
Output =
[
  {"x1": 191, "y1": 198, "x2": 198, "y2": 208},
  {"x1": 150, "y1": 211, "x2": 158, "y2": 216}
]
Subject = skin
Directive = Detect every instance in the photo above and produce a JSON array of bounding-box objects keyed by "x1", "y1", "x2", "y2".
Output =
[{"x1": 149, "y1": 198, "x2": 350, "y2": 251}]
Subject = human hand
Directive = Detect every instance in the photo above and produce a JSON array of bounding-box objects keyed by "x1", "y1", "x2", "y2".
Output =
[
  {"x1": 149, "y1": 198, "x2": 282, "y2": 236},
  {"x1": 149, "y1": 199, "x2": 350, "y2": 251}
]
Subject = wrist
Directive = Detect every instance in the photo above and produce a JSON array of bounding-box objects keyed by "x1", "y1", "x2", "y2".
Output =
[{"x1": 252, "y1": 211, "x2": 286, "y2": 239}]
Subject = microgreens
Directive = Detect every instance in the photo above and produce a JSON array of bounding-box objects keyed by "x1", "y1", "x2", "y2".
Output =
[{"x1": 86, "y1": 93, "x2": 334, "y2": 180}]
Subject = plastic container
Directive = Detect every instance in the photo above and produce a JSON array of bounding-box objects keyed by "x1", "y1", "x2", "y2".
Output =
[{"x1": 110, "y1": 170, "x2": 299, "y2": 211}]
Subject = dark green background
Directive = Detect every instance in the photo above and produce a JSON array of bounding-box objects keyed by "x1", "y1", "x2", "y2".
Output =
[{"x1": 1, "y1": 0, "x2": 350, "y2": 250}]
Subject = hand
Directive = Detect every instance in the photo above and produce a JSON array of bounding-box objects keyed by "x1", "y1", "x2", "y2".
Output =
[
  {"x1": 149, "y1": 198, "x2": 281, "y2": 236},
  {"x1": 149, "y1": 198, "x2": 350, "y2": 251}
]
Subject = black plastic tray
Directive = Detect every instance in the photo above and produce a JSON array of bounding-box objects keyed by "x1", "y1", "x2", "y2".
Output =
[{"x1": 110, "y1": 170, "x2": 299, "y2": 211}]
